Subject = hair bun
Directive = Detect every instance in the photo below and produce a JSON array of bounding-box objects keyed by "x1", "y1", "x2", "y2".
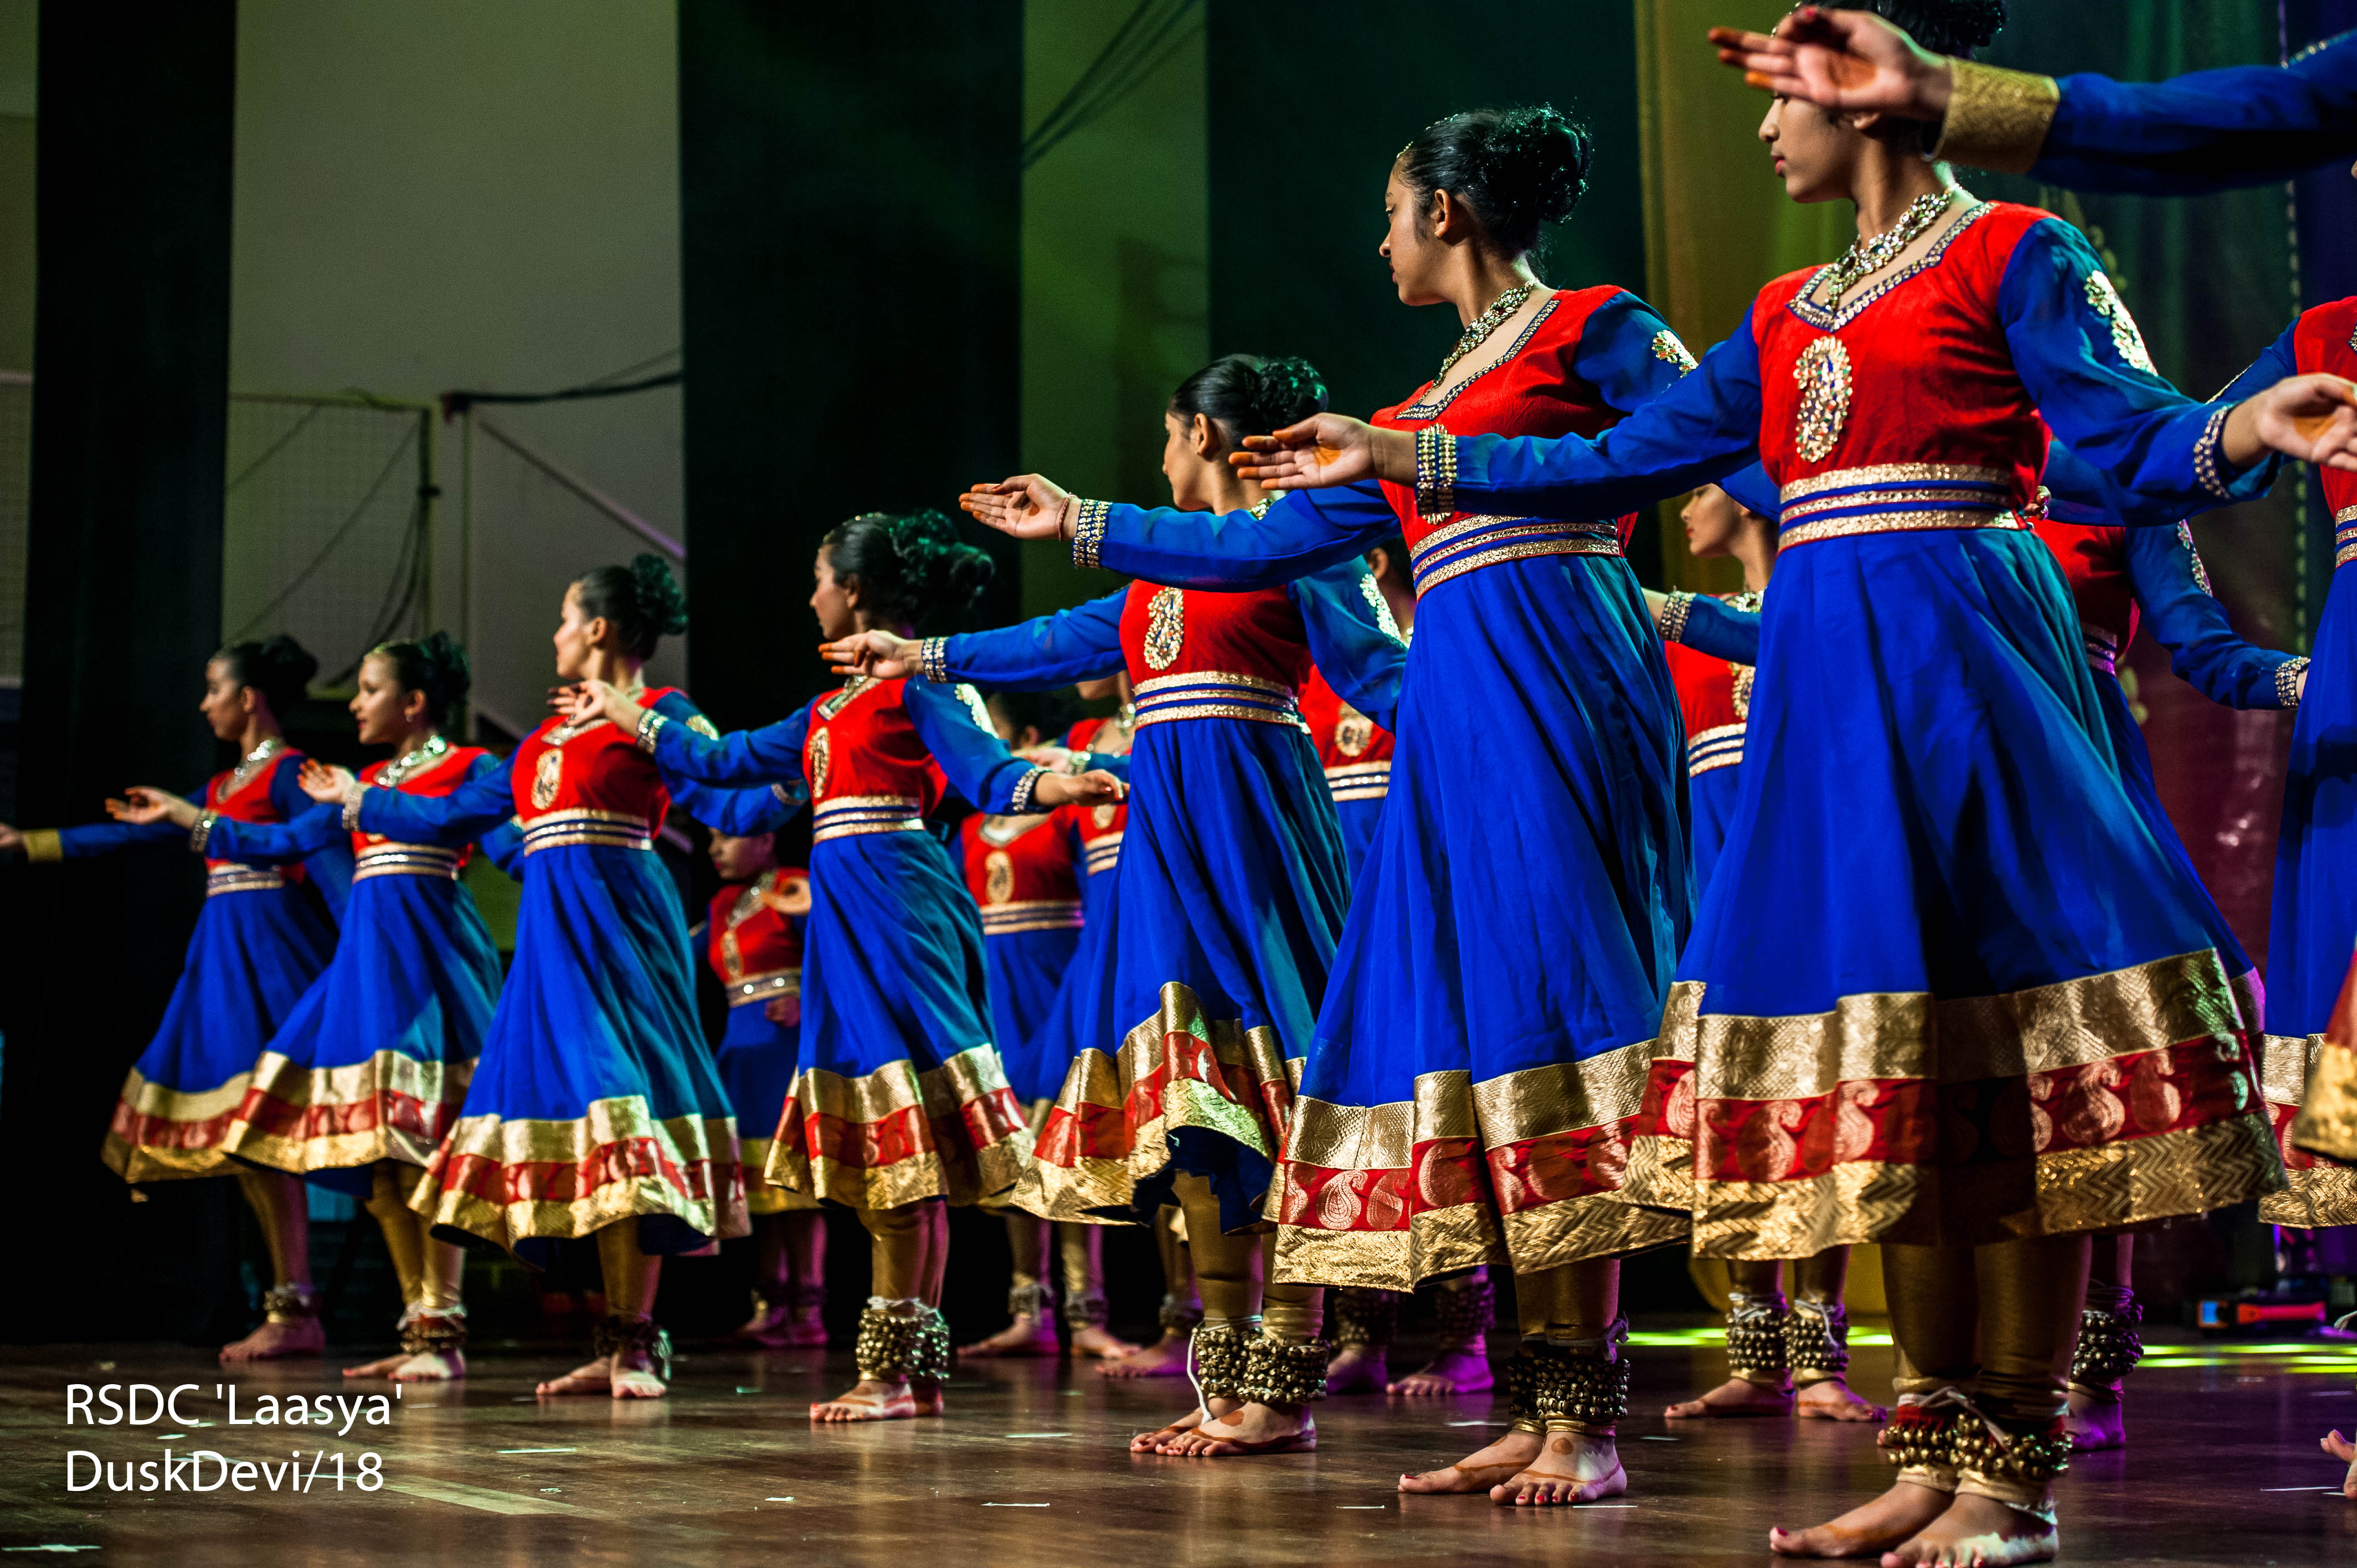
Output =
[
  {"x1": 1399, "y1": 104, "x2": 1593, "y2": 261},
  {"x1": 630, "y1": 553, "x2": 689, "y2": 637},
  {"x1": 1482, "y1": 105, "x2": 1590, "y2": 230},
  {"x1": 1881, "y1": 0, "x2": 2004, "y2": 57},
  {"x1": 257, "y1": 633, "x2": 320, "y2": 691},
  {"x1": 1247, "y1": 356, "x2": 1330, "y2": 435},
  {"x1": 418, "y1": 630, "x2": 472, "y2": 703}
]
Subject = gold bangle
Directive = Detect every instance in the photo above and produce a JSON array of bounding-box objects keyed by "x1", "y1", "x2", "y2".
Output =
[
  {"x1": 1931, "y1": 58, "x2": 2059, "y2": 175},
  {"x1": 22, "y1": 828, "x2": 63, "y2": 863}
]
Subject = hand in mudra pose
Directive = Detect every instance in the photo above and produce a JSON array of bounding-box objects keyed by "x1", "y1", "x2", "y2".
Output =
[
  {"x1": 297, "y1": 761, "x2": 358, "y2": 803},
  {"x1": 107, "y1": 787, "x2": 203, "y2": 830}
]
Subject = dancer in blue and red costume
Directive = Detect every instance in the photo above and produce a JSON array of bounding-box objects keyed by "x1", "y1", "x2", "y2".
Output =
[
  {"x1": 963, "y1": 110, "x2": 1691, "y2": 1498},
  {"x1": 294, "y1": 556, "x2": 743, "y2": 1400},
  {"x1": 3, "y1": 636, "x2": 351, "y2": 1364},
  {"x1": 1214, "y1": 3, "x2": 2350, "y2": 1550},
  {"x1": 117, "y1": 633, "x2": 519, "y2": 1383},
  {"x1": 1297, "y1": 534, "x2": 1411, "y2": 885},
  {"x1": 893, "y1": 352, "x2": 1404, "y2": 1459},
  {"x1": 960, "y1": 690, "x2": 1140, "y2": 1364},
  {"x1": 571, "y1": 510, "x2": 1123, "y2": 1425},
  {"x1": 689, "y1": 817, "x2": 831, "y2": 1350}
]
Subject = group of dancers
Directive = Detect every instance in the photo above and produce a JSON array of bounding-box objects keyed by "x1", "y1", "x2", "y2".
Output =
[{"x1": 16, "y1": 2, "x2": 2357, "y2": 1561}]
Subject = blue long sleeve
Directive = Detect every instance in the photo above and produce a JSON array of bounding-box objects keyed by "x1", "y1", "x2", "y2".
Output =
[
  {"x1": 2124, "y1": 522, "x2": 2301, "y2": 709},
  {"x1": 1098, "y1": 485, "x2": 1404, "y2": 593},
  {"x1": 477, "y1": 817, "x2": 526, "y2": 878},
  {"x1": 353, "y1": 767, "x2": 517, "y2": 849},
  {"x1": 1289, "y1": 563, "x2": 1407, "y2": 732},
  {"x1": 1571, "y1": 289, "x2": 1702, "y2": 412},
  {"x1": 935, "y1": 592, "x2": 1126, "y2": 689},
  {"x1": 1447, "y1": 311, "x2": 1764, "y2": 518},
  {"x1": 1670, "y1": 595, "x2": 1762, "y2": 666},
  {"x1": 672, "y1": 776, "x2": 808, "y2": 835},
  {"x1": 265, "y1": 756, "x2": 351, "y2": 917},
  {"x1": 2034, "y1": 37, "x2": 2357, "y2": 196},
  {"x1": 56, "y1": 804, "x2": 199, "y2": 857},
  {"x1": 2214, "y1": 319, "x2": 2302, "y2": 406},
  {"x1": 651, "y1": 703, "x2": 810, "y2": 790},
  {"x1": 902, "y1": 679, "x2": 1047, "y2": 814},
  {"x1": 204, "y1": 801, "x2": 346, "y2": 865}
]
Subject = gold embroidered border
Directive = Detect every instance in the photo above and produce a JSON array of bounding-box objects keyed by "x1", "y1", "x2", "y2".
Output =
[
  {"x1": 740, "y1": 1136, "x2": 822, "y2": 1214},
  {"x1": 766, "y1": 1044, "x2": 1033, "y2": 1210},
  {"x1": 2293, "y1": 1036, "x2": 2357, "y2": 1161},
  {"x1": 1274, "y1": 1202, "x2": 1504, "y2": 1291},
  {"x1": 979, "y1": 899, "x2": 1084, "y2": 935},
  {"x1": 353, "y1": 844, "x2": 462, "y2": 881},
  {"x1": 520, "y1": 808, "x2": 652, "y2": 855},
  {"x1": 207, "y1": 866, "x2": 295, "y2": 896},
  {"x1": 726, "y1": 971, "x2": 799, "y2": 1004},
  {"x1": 223, "y1": 1049, "x2": 471, "y2": 1173},
  {"x1": 1780, "y1": 508, "x2": 2010, "y2": 546},
  {"x1": 1414, "y1": 537, "x2": 1623, "y2": 595},
  {"x1": 1931, "y1": 58, "x2": 2060, "y2": 175},
  {"x1": 2259, "y1": 1165, "x2": 2357, "y2": 1228},
  {"x1": 1776, "y1": 462, "x2": 2008, "y2": 503},
  {"x1": 101, "y1": 1066, "x2": 253, "y2": 1182},
  {"x1": 1008, "y1": 1049, "x2": 1135, "y2": 1220},
  {"x1": 414, "y1": 1096, "x2": 749, "y2": 1252},
  {"x1": 1690, "y1": 949, "x2": 2249, "y2": 1103}
]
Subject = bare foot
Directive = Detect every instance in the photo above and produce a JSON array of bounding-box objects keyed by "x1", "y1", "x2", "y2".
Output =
[
  {"x1": 1490, "y1": 1427, "x2": 1627, "y2": 1507},
  {"x1": 1667, "y1": 1375, "x2": 1795, "y2": 1419},
  {"x1": 1398, "y1": 1427, "x2": 1542, "y2": 1493},
  {"x1": 1879, "y1": 1492, "x2": 2056, "y2": 1566},
  {"x1": 538, "y1": 1356, "x2": 614, "y2": 1396},
  {"x1": 1327, "y1": 1343, "x2": 1390, "y2": 1394},
  {"x1": 1100, "y1": 1330, "x2": 1192, "y2": 1379},
  {"x1": 732, "y1": 1298, "x2": 798, "y2": 1348},
  {"x1": 2065, "y1": 1387, "x2": 2124, "y2": 1451},
  {"x1": 389, "y1": 1349, "x2": 466, "y2": 1383},
  {"x1": 1797, "y1": 1377, "x2": 1887, "y2": 1422},
  {"x1": 220, "y1": 1317, "x2": 325, "y2": 1363},
  {"x1": 958, "y1": 1311, "x2": 1059, "y2": 1359},
  {"x1": 1769, "y1": 1479, "x2": 1952, "y2": 1559},
  {"x1": 2323, "y1": 1430, "x2": 2357, "y2": 1496},
  {"x1": 1389, "y1": 1347, "x2": 1494, "y2": 1395},
  {"x1": 1068, "y1": 1323, "x2": 1140, "y2": 1360},
  {"x1": 1159, "y1": 1401, "x2": 1314, "y2": 1456},
  {"x1": 342, "y1": 1352, "x2": 411, "y2": 1379},
  {"x1": 609, "y1": 1350, "x2": 665, "y2": 1400},
  {"x1": 1131, "y1": 1397, "x2": 1228, "y2": 1452},
  {"x1": 812, "y1": 1377, "x2": 932, "y2": 1422}
]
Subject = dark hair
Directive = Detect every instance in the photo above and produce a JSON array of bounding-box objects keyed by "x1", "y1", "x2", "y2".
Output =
[
  {"x1": 820, "y1": 510, "x2": 994, "y2": 635},
  {"x1": 575, "y1": 553, "x2": 689, "y2": 659},
  {"x1": 1398, "y1": 105, "x2": 1592, "y2": 261},
  {"x1": 215, "y1": 634, "x2": 317, "y2": 721},
  {"x1": 1170, "y1": 354, "x2": 1329, "y2": 443},
  {"x1": 1870, "y1": 0, "x2": 2004, "y2": 59},
  {"x1": 987, "y1": 688, "x2": 1082, "y2": 747},
  {"x1": 1367, "y1": 534, "x2": 1409, "y2": 590},
  {"x1": 369, "y1": 630, "x2": 471, "y2": 730}
]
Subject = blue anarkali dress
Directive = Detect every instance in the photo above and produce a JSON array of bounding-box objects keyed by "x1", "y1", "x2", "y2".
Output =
[
  {"x1": 345, "y1": 689, "x2": 748, "y2": 1266},
  {"x1": 636, "y1": 675, "x2": 1059, "y2": 1211},
  {"x1": 24, "y1": 740, "x2": 354, "y2": 1183},
  {"x1": 1048, "y1": 287, "x2": 1699, "y2": 1287},
  {"x1": 959, "y1": 809, "x2": 1085, "y2": 1112},
  {"x1": 689, "y1": 863, "x2": 811, "y2": 1215},
  {"x1": 917, "y1": 560, "x2": 1405, "y2": 1235},
  {"x1": 192, "y1": 738, "x2": 518, "y2": 1194},
  {"x1": 1401, "y1": 199, "x2": 2283, "y2": 1257}
]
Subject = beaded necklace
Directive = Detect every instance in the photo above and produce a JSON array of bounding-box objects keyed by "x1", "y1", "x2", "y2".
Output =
[
  {"x1": 1432, "y1": 282, "x2": 1536, "y2": 386},
  {"x1": 375, "y1": 733, "x2": 451, "y2": 790},
  {"x1": 1819, "y1": 189, "x2": 1958, "y2": 312},
  {"x1": 224, "y1": 736, "x2": 287, "y2": 795}
]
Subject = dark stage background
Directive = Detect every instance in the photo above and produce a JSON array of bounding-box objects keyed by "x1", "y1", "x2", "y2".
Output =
[{"x1": 0, "y1": 1, "x2": 2336, "y2": 1348}]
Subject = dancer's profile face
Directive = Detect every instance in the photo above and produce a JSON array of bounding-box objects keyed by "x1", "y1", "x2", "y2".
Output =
[
  {"x1": 550, "y1": 582, "x2": 603, "y2": 680},
  {"x1": 809, "y1": 547, "x2": 859, "y2": 641},
  {"x1": 1681, "y1": 485, "x2": 1747, "y2": 560},
  {"x1": 1759, "y1": 95, "x2": 1855, "y2": 204},
  {"x1": 707, "y1": 830, "x2": 777, "y2": 881},
  {"x1": 349, "y1": 653, "x2": 424, "y2": 746},
  {"x1": 1160, "y1": 410, "x2": 1228, "y2": 511},
  {"x1": 1380, "y1": 164, "x2": 1447, "y2": 306},
  {"x1": 199, "y1": 657, "x2": 256, "y2": 741}
]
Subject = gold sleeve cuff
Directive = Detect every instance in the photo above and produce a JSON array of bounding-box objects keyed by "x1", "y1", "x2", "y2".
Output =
[
  {"x1": 1931, "y1": 58, "x2": 2059, "y2": 175},
  {"x1": 22, "y1": 828, "x2": 62, "y2": 863}
]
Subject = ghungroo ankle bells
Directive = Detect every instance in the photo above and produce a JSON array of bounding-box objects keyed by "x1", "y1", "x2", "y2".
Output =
[
  {"x1": 398, "y1": 1306, "x2": 467, "y2": 1357},
  {"x1": 1431, "y1": 1273, "x2": 1493, "y2": 1348},
  {"x1": 1880, "y1": 1393, "x2": 1968, "y2": 1490},
  {"x1": 1237, "y1": 1338, "x2": 1331, "y2": 1407},
  {"x1": 853, "y1": 1304, "x2": 952, "y2": 1384},
  {"x1": 1953, "y1": 1407, "x2": 2069, "y2": 1523},
  {"x1": 1187, "y1": 1323, "x2": 1251, "y2": 1400},
  {"x1": 1062, "y1": 1289, "x2": 1110, "y2": 1329},
  {"x1": 261, "y1": 1285, "x2": 316, "y2": 1325},
  {"x1": 1158, "y1": 1293, "x2": 1204, "y2": 1334},
  {"x1": 593, "y1": 1313, "x2": 672, "y2": 1381},
  {"x1": 1787, "y1": 1297, "x2": 1852, "y2": 1383},
  {"x1": 1331, "y1": 1287, "x2": 1397, "y2": 1349},
  {"x1": 1725, "y1": 1290, "x2": 1789, "y2": 1383},
  {"x1": 1508, "y1": 1319, "x2": 1632, "y2": 1434},
  {"x1": 2069, "y1": 1301, "x2": 2144, "y2": 1392}
]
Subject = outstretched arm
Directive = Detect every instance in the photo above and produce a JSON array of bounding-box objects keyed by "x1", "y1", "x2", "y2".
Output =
[
  {"x1": 1655, "y1": 592, "x2": 1761, "y2": 666},
  {"x1": 673, "y1": 777, "x2": 808, "y2": 837},
  {"x1": 349, "y1": 768, "x2": 517, "y2": 849},
  {"x1": 903, "y1": 591, "x2": 1128, "y2": 690},
  {"x1": 2126, "y1": 523, "x2": 2305, "y2": 709},
  {"x1": 637, "y1": 703, "x2": 811, "y2": 790},
  {"x1": 191, "y1": 800, "x2": 347, "y2": 865},
  {"x1": 903, "y1": 679, "x2": 1124, "y2": 816},
  {"x1": 1289, "y1": 561, "x2": 1407, "y2": 733}
]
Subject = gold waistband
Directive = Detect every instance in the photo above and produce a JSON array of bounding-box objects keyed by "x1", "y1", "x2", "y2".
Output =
[
  {"x1": 1083, "y1": 836, "x2": 1123, "y2": 875},
  {"x1": 521, "y1": 808, "x2": 653, "y2": 854},
  {"x1": 1409, "y1": 514, "x2": 1621, "y2": 595},
  {"x1": 353, "y1": 843, "x2": 462, "y2": 881},
  {"x1": 1132, "y1": 670, "x2": 1306, "y2": 730},
  {"x1": 206, "y1": 865, "x2": 295, "y2": 896},
  {"x1": 979, "y1": 898, "x2": 1084, "y2": 935},
  {"x1": 1686, "y1": 721, "x2": 1746, "y2": 777},
  {"x1": 726, "y1": 970, "x2": 801, "y2": 1004},
  {"x1": 813, "y1": 793, "x2": 927, "y2": 844},
  {"x1": 1324, "y1": 760, "x2": 1392, "y2": 801},
  {"x1": 1776, "y1": 463, "x2": 2019, "y2": 548},
  {"x1": 2337, "y1": 506, "x2": 2357, "y2": 568}
]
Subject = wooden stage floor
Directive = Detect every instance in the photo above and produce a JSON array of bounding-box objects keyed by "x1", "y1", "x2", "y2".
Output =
[{"x1": 4, "y1": 1329, "x2": 2353, "y2": 1565}]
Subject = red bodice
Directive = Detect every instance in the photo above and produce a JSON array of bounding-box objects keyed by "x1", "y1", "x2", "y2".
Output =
[
  {"x1": 1298, "y1": 666, "x2": 1394, "y2": 769},
  {"x1": 804, "y1": 677, "x2": 951, "y2": 812},
  {"x1": 1056, "y1": 717, "x2": 1127, "y2": 876},
  {"x1": 1665, "y1": 595, "x2": 1754, "y2": 778},
  {"x1": 2295, "y1": 298, "x2": 2357, "y2": 527},
  {"x1": 356, "y1": 744, "x2": 491, "y2": 864},
  {"x1": 705, "y1": 869, "x2": 806, "y2": 992},
  {"x1": 204, "y1": 747, "x2": 306, "y2": 876},
  {"x1": 1372, "y1": 285, "x2": 1639, "y2": 548},
  {"x1": 1116, "y1": 579, "x2": 1311, "y2": 692},
  {"x1": 960, "y1": 812, "x2": 1081, "y2": 911},
  {"x1": 2032, "y1": 517, "x2": 2138, "y2": 667},
  {"x1": 510, "y1": 687, "x2": 686, "y2": 832},
  {"x1": 1752, "y1": 202, "x2": 2049, "y2": 511}
]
